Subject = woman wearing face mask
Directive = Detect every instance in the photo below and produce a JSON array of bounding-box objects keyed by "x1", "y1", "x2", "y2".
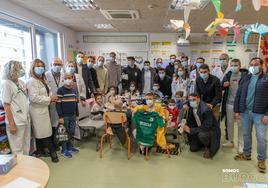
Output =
[
  {"x1": 27, "y1": 59, "x2": 59, "y2": 162},
  {"x1": 171, "y1": 65, "x2": 189, "y2": 99},
  {"x1": 1, "y1": 60, "x2": 30, "y2": 155},
  {"x1": 65, "y1": 61, "x2": 87, "y2": 105},
  {"x1": 173, "y1": 60, "x2": 182, "y2": 78},
  {"x1": 94, "y1": 56, "x2": 109, "y2": 94}
]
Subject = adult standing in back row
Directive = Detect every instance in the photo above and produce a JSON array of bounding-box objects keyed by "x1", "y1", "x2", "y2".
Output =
[
  {"x1": 121, "y1": 56, "x2": 142, "y2": 93},
  {"x1": 105, "y1": 52, "x2": 122, "y2": 90},
  {"x1": 165, "y1": 54, "x2": 177, "y2": 78}
]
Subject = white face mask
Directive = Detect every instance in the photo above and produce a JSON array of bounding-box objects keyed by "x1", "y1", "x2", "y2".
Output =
[
  {"x1": 130, "y1": 86, "x2": 135, "y2": 91},
  {"x1": 168, "y1": 105, "x2": 175, "y2": 110},
  {"x1": 76, "y1": 57, "x2": 83, "y2": 65},
  {"x1": 97, "y1": 61, "x2": 104, "y2": 67},
  {"x1": 153, "y1": 86, "x2": 158, "y2": 91},
  {"x1": 146, "y1": 99, "x2": 154, "y2": 107},
  {"x1": 64, "y1": 79, "x2": 73, "y2": 86},
  {"x1": 144, "y1": 65, "x2": 149, "y2": 71}
]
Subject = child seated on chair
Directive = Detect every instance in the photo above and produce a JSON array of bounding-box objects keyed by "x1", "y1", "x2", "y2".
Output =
[
  {"x1": 56, "y1": 72, "x2": 79, "y2": 158},
  {"x1": 105, "y1": 86, "x2": 119, "y2": 111},
  {"x1": 166, "y1": 99, "x2": 180, "y2": 128},
  {"x1": 91, "y1": 93, "x2": 105, "y2": 120}
]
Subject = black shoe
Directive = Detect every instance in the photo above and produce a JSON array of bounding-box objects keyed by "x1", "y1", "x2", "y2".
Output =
[{"x1": 51, "y1": 157, "x2": 59, "y2": 163}]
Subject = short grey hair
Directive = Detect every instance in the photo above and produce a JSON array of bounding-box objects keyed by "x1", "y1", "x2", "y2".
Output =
[{"x1": 2, "y1": 60, "x2": 22, "y2": 81}]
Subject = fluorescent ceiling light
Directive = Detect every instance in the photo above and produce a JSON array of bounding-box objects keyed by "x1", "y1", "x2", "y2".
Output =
[
  {"x1": 170, "y1": 0, "x2": 210, "y2": 10},
  {"x1": 62, "y1": 0, "x2": 100, "y2": 10},
  {"x1": 94, "y1": 24, "x2": 114, "y2": 29}
]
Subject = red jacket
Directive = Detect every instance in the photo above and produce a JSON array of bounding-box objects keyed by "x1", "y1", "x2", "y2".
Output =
[{"x1": 167, "y1": 107, "x2": 180, "y2": 127}]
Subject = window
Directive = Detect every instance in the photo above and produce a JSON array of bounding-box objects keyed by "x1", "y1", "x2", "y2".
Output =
[
  {"x1": 0, "y1": 18, "x2": 32, "y2": 78},
  {"x1": 35, "y1": 26, "x2": 59, "y2": 68}
]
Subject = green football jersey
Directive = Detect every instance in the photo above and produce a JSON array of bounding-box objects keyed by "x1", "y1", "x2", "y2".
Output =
[{"x1": 132, "y1": 111, "x2": 165, "y2": 146}]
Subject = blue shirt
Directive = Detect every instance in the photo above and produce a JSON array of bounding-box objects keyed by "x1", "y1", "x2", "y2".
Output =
[{"x1": 246, "y1": 75, "x2": 259, "y2": 111}]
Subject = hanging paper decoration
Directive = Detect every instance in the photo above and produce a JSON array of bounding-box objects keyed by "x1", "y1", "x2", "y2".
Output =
[
  {"x1": 244, "y1": 23, "x2": 268, "y2": 44},
  {"x1": 218, "y1": 27, "x2": 228, "y2": 37},
  {"x1": 235, "y1": 0, "x2": 268, "y2": 11},
  {"x1": 170, "y1": 19, "x2": 191, "y2": 39},
  {"x1": 211, "y1": 0, "x2": 224, "y2": 18}
]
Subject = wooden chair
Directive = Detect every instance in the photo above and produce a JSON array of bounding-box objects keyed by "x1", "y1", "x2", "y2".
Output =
[{"x1": 100, "y1": 112, "x2": 131, "y2": 160}]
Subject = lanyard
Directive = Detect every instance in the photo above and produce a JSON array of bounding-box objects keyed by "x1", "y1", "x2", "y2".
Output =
[{"x1": 53, "y1": 73, "x2": 61, "y2": 88}]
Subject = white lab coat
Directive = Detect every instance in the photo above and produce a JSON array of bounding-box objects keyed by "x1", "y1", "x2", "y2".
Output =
[
  {"x1": 45, "y1": 71, "x2": 64, "y2": 127},
  {"x1": 73, "y1": 73, "x2": 87, "y2": 100},
  {"x1": 171, "y1": 77, "x2": 189, "y2": 98},
  {"x1": 27, "y1": 77, "x2": 52, "y2": 139}
]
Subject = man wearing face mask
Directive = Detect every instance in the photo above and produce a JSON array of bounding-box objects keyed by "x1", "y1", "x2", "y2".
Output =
[
  {"x1": 105, "y1": 52, "x2": 122, "y2": 89},
  {"x1": 94, "y1": 56, "x2": 108, "y2": 94},
  {"x1": 155, "y1": 68, "x2": 172, "y2": 98},
  {"x1": 182, "y1": 93, "x2": 220, "y2": 159},
  {"x1": 141, "y1": 61, "x2": 157, "y2": 94},
  {"x1": 180, "y1": 55, "x2": 189, "y2": 70},
  {"x1": 219, "y1": 53, "x2": 230, "y2": 74},
  {"x1": 121, "y1": 56, "x2": 142, "y2": 93},
  {"x1": 87, "y1": 56, "x2": 100, "y2": 93},
  {"x1": 196, "y1": 64, "x2": 222, "y2": 121},
  {"x1": 154, "y1": 58, "x2": 163, "y2": 74},
  {"x1": 190, "y1": 57, "x2": 205, "y2": 80},
  {"x1": 45, "y1": 58, "x2": 65, "y2": 149},
  {"x1": 75, "y1": 52, "x2": 94, "y2": 99},
  {"x1": 221, "y1": 59, "x2": 248, "y2": 150},
  {"x1": 165, "y1": 54, "x2": 177, "y2": 78},
  {"x1": 234, "y1": 57, "x2": 268, "y2": 173}
]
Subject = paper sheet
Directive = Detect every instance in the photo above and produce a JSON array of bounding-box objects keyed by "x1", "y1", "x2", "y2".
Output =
[{"x1": 2, "y1": 177, "x2": 41, "y2": 188}]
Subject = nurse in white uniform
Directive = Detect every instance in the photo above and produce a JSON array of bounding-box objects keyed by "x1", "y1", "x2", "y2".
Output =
[
  {"x1": 45, "y1": 58, "x2": 64, "y2": 137},
  {"x1": 1, "y1": 60, "x2": 30, "y2": 155},
  {"x1": 27, "y1": 59, "x2": 59, "y2": 163}
]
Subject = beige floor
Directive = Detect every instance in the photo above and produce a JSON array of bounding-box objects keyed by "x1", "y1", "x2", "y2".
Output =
[{"x1": 43, "y1": 126, "x2": 268, "y2": 188}]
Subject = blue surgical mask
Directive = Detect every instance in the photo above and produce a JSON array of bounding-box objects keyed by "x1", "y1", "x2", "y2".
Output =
[
  {"x1": 52, "y1": 65, "x2": 61, "y2": 73},
  {"x1": 219, "y1": 59, "x2": 227, "y2": 65},
  {"x1": 153, "y1": 86, "x2": 159, "y2": 91},
  {"x1": 19, "y1": 69, "x2": 25, "y2": 77},
  {"x1": 200, "y1": 73, "x2": 209, "y2": 80},
  {"x1": 144, "y1": 65, "x2": 149, "y2": 71},
  {"x1": 249, "y1": 66, "x2": 260, "y2": 75},
  {"x1": 34, "y1": 67, "x2": 45, "y2": 76},
  {"x1": 76, "y1": 57, "x2": 83, "y2": 65},
  {"x1": 66, "y1": 67, "x2": 75, "y2": 74},
  {"x1": 156, "y1": 63, "x2": 162, "y2": 68},
  {"x1": 196, "y1": 63, "x2": 202, "y2": 69},
  {"x1": 230, "y1": 66, "x2": 239, "y2": 74},
  {"x1": 182, "y1": 61, "x2": 188, "y2": 67},
  {"x1": 97, "y1": 61, "x2": 104, "y2": 67},
  {"x1": 177, "y1": 71, "x2": 184, "y2": 77},
  {"x1": 170, "y1": 59, "x2": 175, "y2": 64},
  {"x1": 190, "y1": 101, "x2": 198, "y2": 109}
]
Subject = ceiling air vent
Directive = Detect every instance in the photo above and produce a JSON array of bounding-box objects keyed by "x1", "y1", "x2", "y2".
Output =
[{"x1": 100, "y1": 10, "x2": 140, "y2": 20}]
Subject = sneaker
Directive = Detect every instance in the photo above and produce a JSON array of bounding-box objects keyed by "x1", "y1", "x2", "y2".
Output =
[
  {"x1": 203, "y1": 148, "x2": 210, "y2": 159},
  {"x1": 222, "y1": 141, "x2": 234, "y2": 148},
  {"x1": 61, "y1": 151, "x2": 72, "y2": 158},
  {"x1": 258, "y1": 160, "x2": 266, "y2": 173},
  {"x1": 234, "y1": 153, "x2": 251, "y2": 161},
  {"x1": 68, "y1": 147, "x2": 79, "y2": 154}
]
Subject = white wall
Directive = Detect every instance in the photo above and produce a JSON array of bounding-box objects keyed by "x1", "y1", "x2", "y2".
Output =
[{"x1": 0, "y1": 0, "x2": 77, "y2": 62}]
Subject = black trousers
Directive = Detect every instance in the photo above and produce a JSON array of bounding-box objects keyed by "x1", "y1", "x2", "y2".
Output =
[
  {"x1": 188, "y1": 130, "x2": 211, "y2": 152},
  {"x1": 36, "y1": 136, "x2": 56, "y2": 155}
]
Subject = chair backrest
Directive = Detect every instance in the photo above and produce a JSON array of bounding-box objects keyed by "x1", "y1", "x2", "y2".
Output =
[
  {"x1": 103, "y1": 111, "x2": 127, "y2": 125},
  {"x1": 78, "y1": 102, "x2": 92, "y2": 120}
]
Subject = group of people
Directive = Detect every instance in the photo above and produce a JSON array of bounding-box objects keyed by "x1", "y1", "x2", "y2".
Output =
[{"x1": 0, "y1": 51, "x2": 267, "y2": 173}]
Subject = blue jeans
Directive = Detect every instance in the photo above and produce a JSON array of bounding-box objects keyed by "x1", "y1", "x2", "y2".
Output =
[
  {"x1": 240, "y1": 111, "x2": 267, "y2": 161},
  {"x1": 62, "y1": 115, "x2": 76, "y2": 152}
]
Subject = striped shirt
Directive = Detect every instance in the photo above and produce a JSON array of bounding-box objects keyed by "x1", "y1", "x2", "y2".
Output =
[{"x1": 56, "y1": 86, "x2": 79, "y2": 118}]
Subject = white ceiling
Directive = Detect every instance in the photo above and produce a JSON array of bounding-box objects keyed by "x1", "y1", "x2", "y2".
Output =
[{"x1": 10, "y1": 0, "x2": 268, "y2": 33}]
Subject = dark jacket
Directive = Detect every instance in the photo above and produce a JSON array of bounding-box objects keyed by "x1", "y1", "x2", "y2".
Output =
[
  {"x1": 141, "y1": 67, "x2": 157, "y2": 92},
  {"x1": 81, "y1": 64, "x2": 94, "y2": 99},
  {"x1": 165, "y1": 63, "x2": 175, "y2": 78},
  {"x1": 122, "y1": 65, "x2": 142, "y2": 92},
  {"x1": 234, "y1": 72, "x2": 268, "y2": 115},
  {"x1": 196, "y1": 74, "x2": 222, "y2": 107},
  {"x1": 89, "y1": 67, "x2": 100, "y2": 91},
  {"x1": 155, "y1": 75, "x2": 172, "y2": 98},
  {"x1": 186, "y1": 101, "x2": 221, "y2": 158},
  {"x1": 221, "y1": 69, "x2": 248, "y2": 120}
]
